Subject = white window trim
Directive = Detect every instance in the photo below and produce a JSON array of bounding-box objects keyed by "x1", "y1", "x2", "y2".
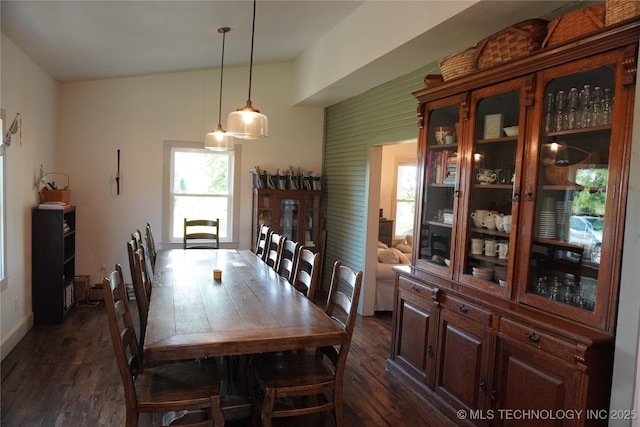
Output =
[
  {"x1": 162, "y1": 140, "x2": 241, "y2": 250},
  {"x1": 392, "y1": 157, "x2": 417, "y2": 239}
]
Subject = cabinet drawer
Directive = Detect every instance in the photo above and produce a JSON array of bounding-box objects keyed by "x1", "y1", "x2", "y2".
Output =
[
  {"x1": 379, "y1": 220, "x2": 393, "y2": 235},
  {"x1": 398, "y1": 276, "x2": 435, "y2": 298},
  {"x1": 438, "y1": 293, "x2": 492, "y2": 326},
  {"x1": 499, "y1": 317, "x2": 577, "y2": 363}
]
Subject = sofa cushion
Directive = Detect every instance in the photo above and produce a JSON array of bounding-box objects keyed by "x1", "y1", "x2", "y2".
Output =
[
  {"x1": 394, "y1": 242, "x2": 412, "y2": 254},
  {"x1": 378, "y1": 248, "x2": 399, "y2": 264}
]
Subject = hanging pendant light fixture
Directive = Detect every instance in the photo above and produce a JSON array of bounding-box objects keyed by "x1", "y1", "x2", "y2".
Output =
[
  {"x1": 227, "y1": 0, "x2": 268, "y2": 140},
  {"x1": 205, "y1": 27, "x2": 235, "y2": 151}
]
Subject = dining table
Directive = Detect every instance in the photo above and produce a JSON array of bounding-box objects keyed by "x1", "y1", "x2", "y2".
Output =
[{"x1": 143, "y1": 249, "x2": 346, "y2": 367}]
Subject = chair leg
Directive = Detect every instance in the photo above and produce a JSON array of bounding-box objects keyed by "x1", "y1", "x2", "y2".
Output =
[
  {"x1": 260, "y1": 388, "x2": 275, "y2": 427},
  {"x1": 334, "y1": 390, "x2": 343, "y2": 427},
  {"x1": 211, "y1": 395, "x2": 225, "y2": 427}
]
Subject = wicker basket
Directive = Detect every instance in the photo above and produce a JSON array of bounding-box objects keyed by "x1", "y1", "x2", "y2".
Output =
[
  {"x1": 39, "y1": 173, "x2": 71, "y2": 204},
  {"x1": 475, "y1": 19, "x2": 548, "y2": 70},
  {"x1": 543, "y1": 3, "x2": 606, "y2": 47},
  {"x1": 606, "y1": 0, "x2": 640, "y2": 26},
  {"x1": 543, "y1": 147, "x2": 601, "y2": 185},
  {"x1": 438, "y1": 46, "x2": 478, "y2": 81}
]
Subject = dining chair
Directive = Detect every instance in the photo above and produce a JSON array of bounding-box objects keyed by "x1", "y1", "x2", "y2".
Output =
[
  {"x1": 264, "y1": 232, "x2": 286, "y2": 270},
  {"x1": 133, "y1": 230, "x2": 155, "y2": 287},
  {"x1": 183, "y1": 218, "x2": 220, "y2": 249},
  {"x1": 145, "y1": 222, "x2": 158, "y2": 271},
  {"x1": 126, "y1": 240, "x2": 151, "y2": 361},
  {"x1": 276, "y1": 239, "x2": 300, "y2": 284},
  {"x1": 253, "y1": 260, "x2": 363, "y2": 427},
  {"x1": 291, "y1": 247, "x2": 320, "y2": 301},
  {"x1": 254, "y1": 224, "x2": 271, "y2": 260},
  {"x1": 103, "y1": 264, "x2": 225, "y2": 427}
]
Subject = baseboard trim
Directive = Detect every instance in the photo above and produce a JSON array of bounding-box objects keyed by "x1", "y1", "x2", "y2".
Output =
[{"x1": 1, "y1": 312, "x2": 34, "y2": 361}]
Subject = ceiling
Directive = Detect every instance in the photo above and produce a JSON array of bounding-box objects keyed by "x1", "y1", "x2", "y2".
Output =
[{"x1": 1, "y1": 1, "x2": 585, "y2": 107}]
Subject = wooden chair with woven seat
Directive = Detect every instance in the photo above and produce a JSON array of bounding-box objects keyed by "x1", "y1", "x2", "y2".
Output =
[
  {"x1": 264, "y1": 232, "x2": 286, "y2": 270},
  {"x1": 103, "y1": 264, "x2": 225, "y2": 427},
  {"x1": 252, "y1": 260, "x2": 363, "y2": 427},
  {"x1": 291, "y1": 247, "x2": 320, "y2": 301},
  {"x1": 276, "y1": 239, "x2": 300, "y2": 284},
  {"x1": 254, "y1": 224, "x2": 271, "y2": 261},
  {"x1": 184, "y1": 218, "x2": 220, "y2": 249},
  {"x1": 145, "y1": 222, "x2": 158, "y2": 271}
]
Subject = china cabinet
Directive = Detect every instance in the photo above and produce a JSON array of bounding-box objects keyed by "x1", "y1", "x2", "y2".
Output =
[
  {"x1": 32, "y1": 206, "x2": 76, "y2": 324},
  {"x1": 388, "y1": 19, "x2": 639, "y2": 425},
  {"x1": 252, "y1": 189, "x2": 322, "y2": 252}
]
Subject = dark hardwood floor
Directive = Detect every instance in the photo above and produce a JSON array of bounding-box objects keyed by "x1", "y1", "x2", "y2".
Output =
[{"x1": 1, "y1": 300, "x2": 456, "y2": 426}]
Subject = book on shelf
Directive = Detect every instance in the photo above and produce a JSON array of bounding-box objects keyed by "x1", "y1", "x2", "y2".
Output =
[{"x1": 429, "y1": 150, "x2": 457, "y2": 184}]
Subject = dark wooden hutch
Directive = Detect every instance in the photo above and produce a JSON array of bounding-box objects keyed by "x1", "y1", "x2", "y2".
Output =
[{"x1": 387, "y1": 18, "x2": 639, "y2": 426}]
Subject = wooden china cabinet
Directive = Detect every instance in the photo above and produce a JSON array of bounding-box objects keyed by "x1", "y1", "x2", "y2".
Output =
[
  {"x1": 252, "y1": 189, "x2": 322, "y2": 252},
  {"x1": 388, "y1": 19, "x2": 639, "y2": 426}
]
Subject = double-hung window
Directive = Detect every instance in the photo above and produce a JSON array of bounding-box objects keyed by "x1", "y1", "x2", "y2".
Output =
[
  {"x1": 394, "y1": 162, "x2": 417, "y2": 237},
  {"x1": 165, "y1": 141, "x2": 236, "y2": 244}
]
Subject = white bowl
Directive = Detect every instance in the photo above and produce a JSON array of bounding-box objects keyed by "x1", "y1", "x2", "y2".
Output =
[{"x1": 503, "y1": 126, "x2": 519, "y2": 137}]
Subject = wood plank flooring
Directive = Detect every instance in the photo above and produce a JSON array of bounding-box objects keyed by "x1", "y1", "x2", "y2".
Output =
[{"x1": 1, "y1": 301, "x2": 456, "y2": 426}]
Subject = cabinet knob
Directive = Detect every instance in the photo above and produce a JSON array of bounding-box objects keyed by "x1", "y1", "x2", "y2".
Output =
[
  {"x1": 459, "y1": 304, "x2": 468, "y2": 313},
  {"x1": 512, "y1": 189, "x2": 520, "y2": 202},
  {"x1": 491, "y1": 389, "x2": 498, "y2": 401},
  {"x1": 411, "y1": 285, "x2": 420, "y2": 293},
  {"x1": 526, "y1": 332, "x2": 540, "y2": 343},
  {"x1": 480, "y1": 379, "x2": 486, "y2": 392},
  {"x1": 427, "y1": 344, "x2": 433, "y2": 358},
  {"x1": 526, "y1": 185, "x2": 534, "y2": 202}
]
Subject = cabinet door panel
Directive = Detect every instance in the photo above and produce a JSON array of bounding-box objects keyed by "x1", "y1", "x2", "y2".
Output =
[
  {"x1": 435, "y1": 308, "x2": 492, "y2": 414},
  {"x1": 516, "y1": 49, "x2": 632, "y2": 331},
  {"x1": 393, "y1": 282, "x2": 436, "y2": 387},
  {"x1": 416, "y1": 95, "x2": 465, "y2": 277},
  {"x1": 492, "y1": 337, "x2": 579, "y2": 427}
]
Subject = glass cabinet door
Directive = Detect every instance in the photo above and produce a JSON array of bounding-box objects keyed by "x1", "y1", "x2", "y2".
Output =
[
  {"x1": 518, "y1": 56, "x2": 619, "y2": 326},
  {"x1": 459, "y1": 80, "x2": 525, "y2": 296},
  {"x1": 304, "y1": 194, "x2": 320, "y2": 247},
  {"x1": 417, "y1": 97, "x2": 462, "y2": 276},
  {"x1": 280, "y1": 198, "x2": 300, "y2": 242}
]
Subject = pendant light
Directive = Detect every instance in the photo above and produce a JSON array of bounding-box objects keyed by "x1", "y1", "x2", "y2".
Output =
[
  {"x1": 205, "y1": 27, "x2": 235, "y2": 151},
  {"x1": 227, "y1": 0, "x2": 268, "y2": 139}
]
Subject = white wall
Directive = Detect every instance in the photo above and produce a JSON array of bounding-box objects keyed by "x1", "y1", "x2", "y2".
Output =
[
  {"x1": 1, "y1": 38, "x2": 324, "y2": 358},
  {"x1": 56, "y1": 61, "x2": 324, "y2": 287},
  {"x1": 1, "y1": 34, "x2": 58, "y2": 358}
]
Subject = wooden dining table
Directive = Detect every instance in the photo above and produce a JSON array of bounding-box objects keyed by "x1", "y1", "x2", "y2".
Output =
[{"x1": 143, "y1": 249, "x2": 346, "y2": 367}]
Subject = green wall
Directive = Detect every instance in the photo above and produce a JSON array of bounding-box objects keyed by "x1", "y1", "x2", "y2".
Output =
[{"x1": 321, "y1": 64, "x2": 437, "y2": 288}]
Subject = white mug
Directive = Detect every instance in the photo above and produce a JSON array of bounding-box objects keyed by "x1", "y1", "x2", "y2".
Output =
[
  {"x1": 498, "y1": 242, "x2": 509, "y2": 259},
  {"x1": 471, "y1": 238, "x2": 484, "y2": 254},
  {"x1": 484, "y1": 239, "x2": 498, "y2": 257},
  {"x1": 481, "y1": 217, "x2": 496, "y2": 230}
]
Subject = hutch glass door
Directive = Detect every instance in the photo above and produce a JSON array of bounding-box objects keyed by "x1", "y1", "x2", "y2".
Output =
[
  {"x1": 459, "y1": 80, "x2": 524, "y2": 296},
  {"x1": 521, "y1": 62, "x2": 615, "y2": 325},
  {"x1": 417, "y1": 98, "x2": 461, "y2": 276}
]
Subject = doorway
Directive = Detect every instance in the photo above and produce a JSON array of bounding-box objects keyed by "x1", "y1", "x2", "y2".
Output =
[{"x1": 363, "y1": 141, "x2": 417, "y2": 315}]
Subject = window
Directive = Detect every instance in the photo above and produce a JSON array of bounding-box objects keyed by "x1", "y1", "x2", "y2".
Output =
[
  {"x1": 394, "y1": 162, "x2": 416, "y2": 237},
  {"x1": 164, "y1": 141, "x2": 238, "y2": 245}
]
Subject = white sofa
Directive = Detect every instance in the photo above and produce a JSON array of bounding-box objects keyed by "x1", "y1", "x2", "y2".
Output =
[{"x1": 375, "y1": 237, "x2": 412, "y2": 311}]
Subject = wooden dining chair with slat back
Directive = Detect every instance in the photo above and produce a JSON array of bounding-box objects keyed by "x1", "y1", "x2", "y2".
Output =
[
  {"x1": 253, "y1": 260, "x2": 363, "y2": 427},
  {"x1": 254, "y1": 224, "x2": 271, "y2": 260},
  {"x1": 184, "y1": 218, "x2": 220, "y2": 249},
  {"x1": 265, "y1": 232, "x2": 286, "y2": 270},
  {"x1": 276, "y1": 239, "x2": 300, "y2": 284},
  {"x1": 127, "y1": 240, "x2": 150, "y2": 361},
  {"x1": 145, "y1": 222, "x2": 158, "y2": 271},
  {"x1": 291, "y1": 247, "x2": 320, "y2": 301},
  {"x1": 103, "y1": 264, "x2": 225, "y2": 427}
]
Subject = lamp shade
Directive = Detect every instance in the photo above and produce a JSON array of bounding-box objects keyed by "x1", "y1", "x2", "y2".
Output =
[
  {"x1": 205, "y1": 124, "x2": 235, "y2": 151},
  {"x1": 227, "y1": 101, "x2": 268, "y2": 140}
]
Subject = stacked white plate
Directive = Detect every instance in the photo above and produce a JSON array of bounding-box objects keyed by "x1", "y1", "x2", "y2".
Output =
[{"x1": 537, "y1": 210, "x2": 556, "y2": 239}]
